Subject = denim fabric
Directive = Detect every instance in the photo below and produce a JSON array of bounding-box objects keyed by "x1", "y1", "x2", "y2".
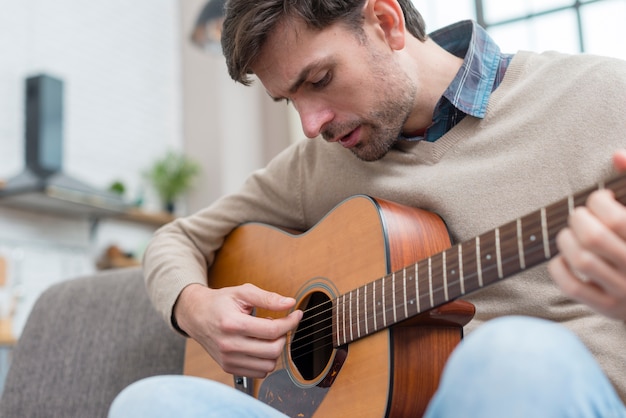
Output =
[
  {"x1": 109, "y1": 375, "x2": 287, "y2": 418},
  {"x1": 109, "y1": 316, "x2": 626, "y2": 418},
  {"x1": 425, "y1": 316, "x2": 626, "y2": 418}
]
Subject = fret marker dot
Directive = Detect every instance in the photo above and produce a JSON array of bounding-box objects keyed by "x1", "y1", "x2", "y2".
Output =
[
  {"x1": 486, "y1": 254, "x2": 492, "y2": 261},
  {"x1": 530, "y1": 235, "x2": 537, "y2": 242},
  {"x1": 451, "y1": 270, "x2": 456, "y2": 275}
]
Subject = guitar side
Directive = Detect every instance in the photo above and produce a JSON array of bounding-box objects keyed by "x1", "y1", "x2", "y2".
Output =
[{"x1": 184, "y1": 195, "x2": 474, "y2": 417}]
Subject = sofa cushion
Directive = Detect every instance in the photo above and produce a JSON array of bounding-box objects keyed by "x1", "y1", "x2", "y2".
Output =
[{"x1": 0, "y1": 267, "x2": 185, "y2": 418}]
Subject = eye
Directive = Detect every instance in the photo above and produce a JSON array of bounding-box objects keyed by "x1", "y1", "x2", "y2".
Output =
[
  {"x1": 311, "y1": 71, "x2": 331, "y2": 89},
  {"x1": 272, "y1": 96, "x2": 292, "y2": 106}
]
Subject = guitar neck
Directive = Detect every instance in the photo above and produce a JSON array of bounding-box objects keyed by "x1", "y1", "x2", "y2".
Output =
[{"x1": 333, "y1": 172, "x2": 626, "y2": 347}]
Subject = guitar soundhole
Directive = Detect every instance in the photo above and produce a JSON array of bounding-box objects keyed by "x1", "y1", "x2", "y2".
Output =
[{"x1": 290, "y1": 291, "x2": 333, "y2": 381}]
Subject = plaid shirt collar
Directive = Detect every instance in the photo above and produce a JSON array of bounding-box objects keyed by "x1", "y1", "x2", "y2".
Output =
[{"x1": 401, "y1": 20, "x2": 512, "y2": 142}]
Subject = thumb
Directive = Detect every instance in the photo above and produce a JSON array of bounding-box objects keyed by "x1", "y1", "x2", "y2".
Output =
[{"x1": 239, "y1": 283, "x2": 296, "y2": 312}]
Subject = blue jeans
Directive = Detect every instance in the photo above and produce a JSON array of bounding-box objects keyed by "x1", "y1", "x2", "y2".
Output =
[
  {"x1": 109, "y1": 316, "x2": 626, "y2": 418},
  {"x1": 424, "y1": 316, "x2": 626, "y2": 418}
]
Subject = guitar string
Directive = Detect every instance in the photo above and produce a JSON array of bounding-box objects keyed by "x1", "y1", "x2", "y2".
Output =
[
  {"x1": 289, "y1": 229, "x2": 557, "y2": 359},
  {"x1": 287, "y1": 179, "x2": 626, "y2": 361},
  {"x1": 291, "y1": 176, "x2": 626, "y2": 345},
  {"x1": 289, "y1": 200, "x2": 568, "y2": 348}
]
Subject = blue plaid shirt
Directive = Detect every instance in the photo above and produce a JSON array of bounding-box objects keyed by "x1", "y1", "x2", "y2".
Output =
[{"x1": 401, "y1": 20, "x2": 513, "y2": 142}]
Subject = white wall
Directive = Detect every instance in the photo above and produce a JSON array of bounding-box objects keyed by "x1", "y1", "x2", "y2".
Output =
[
  {"x1": 179, "y1": 0, "x2": 291, "y2": 212},
  {"x1": 0, "y1": 0, "x2": 184, "y2": 338}
]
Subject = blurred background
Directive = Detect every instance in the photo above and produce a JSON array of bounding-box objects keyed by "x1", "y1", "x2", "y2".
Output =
[{"x1": 0, "y1": 0, "x2": 624, "y2": 380}]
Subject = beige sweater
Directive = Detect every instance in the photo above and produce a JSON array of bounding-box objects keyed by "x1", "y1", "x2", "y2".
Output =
[{"x1": 144, "y1": 50, "x2": 626, "y2": 400}]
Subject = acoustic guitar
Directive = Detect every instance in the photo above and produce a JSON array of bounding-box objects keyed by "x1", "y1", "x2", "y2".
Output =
[{"x1": 184, "y1": 173, "x2": 626, "y2": 417}]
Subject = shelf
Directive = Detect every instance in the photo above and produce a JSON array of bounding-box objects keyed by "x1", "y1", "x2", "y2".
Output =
[
  {"x1": 0, "y1": 174, "x2": 175, "y2": 227},
  {"x1": 116, "y1": 208, "x2": 175, "y2": 227}
]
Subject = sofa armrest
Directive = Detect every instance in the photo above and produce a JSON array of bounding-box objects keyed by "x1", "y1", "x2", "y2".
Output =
[{"x1": 0, "y1": 267, "x2": 186, "y2": 418}]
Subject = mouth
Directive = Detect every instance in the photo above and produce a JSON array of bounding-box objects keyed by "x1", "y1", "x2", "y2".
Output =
[{"x1": 335, "y1": 126, "x2": 361, "y2": 149}]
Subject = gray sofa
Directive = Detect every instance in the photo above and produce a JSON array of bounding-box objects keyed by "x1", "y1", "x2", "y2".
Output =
[{"x1": 0, "y1": 267, "x2": 186, "y2": 417}]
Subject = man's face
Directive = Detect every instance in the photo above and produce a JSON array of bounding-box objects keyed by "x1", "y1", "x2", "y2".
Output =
[{"x1": 252, "y1": 18, "x2": 417, "y2": 162}]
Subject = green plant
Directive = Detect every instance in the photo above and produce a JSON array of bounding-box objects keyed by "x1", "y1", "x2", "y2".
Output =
[
  {"x1": 145, "y1": 151, "x2": 200, "y2": 210},
  {"x1": 108, "y1": 180, "x2": 126, "y2": 196}
]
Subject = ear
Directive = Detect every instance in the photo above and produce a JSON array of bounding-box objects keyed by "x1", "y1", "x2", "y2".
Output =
[{"x1": 363, "y1": 0, "x2": 406, "y2": 50}]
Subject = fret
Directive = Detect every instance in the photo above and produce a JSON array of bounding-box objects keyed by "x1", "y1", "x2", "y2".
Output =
[
  {"x1": 458, "y1": 244, "x2": 465, "y2": 294},
  {"x1": 378, "y1": 278, "x2": 385, "y2": 332},
  {"x1": 520, "y1": 210, "x2": 544, "y2": 267},
  {"x1": 342, "y1": 294, "x2": 347, "y2": 345},
  {"x1": 430, "y1": 253, "x2": 447, "y2": 307},
  {"x1": 460, "y1": 240, "x2": 478, "y2": 292},
  {"x1": 477, "y1": 230, "x2": 501, "y2": 287},
  {"x1": 500, "y1": 220, "x2": 522, "y2": 278},
  {"x1": 364, "y1": 284, "x2": 369, "y2": 336},
  {"x1": 372, "y1": 282, "x2": 378, "y2": 331},
  {"x1": 428, "y1": 257, "x2": 434, "y2": 308},
  {"x1": 442, "y1": 251, "x2": 448, "y2": 301},
  {"x1": 516, "y1": 218, "x2": 525, "y2": 269},
  {"x1": 444, "y1": 246, "x2": 462, "y2": 300},
  {"x1": 368, "y1": 282, "x2": 374, "y2": 334},
  {"x1": 545, "y1": 200, "x2": 569, "y2": 258},
  {"x1": 391, "y1": 273, "x2": 398, "y2": 324},
  {"x1": 495, "y1": 228, "x2": 503, "y2": 279},
  {"x1": 417, "y1": 260, "x2": 431, "y2": 312},
  {"x1": 348, "y1": 292, "x2": 354, "y2": 341},
  {"x1": 541, "y1": 208, "x2": 550, "y2": 259},
  {"x1": 335, "y1": 297, "x2": 341, "y2": 347},
  {"x1": 382, "y1": 276, "x2": 387, "y2": 328},
  {"x1": 475, "y1": 236, "x2": 483, "y2": 287},
  {"x1": 403, "y1": 269, "x2": 408, "y2": 319},
  {"x1": 414, "y1": 262, "x2": 421, "y2": 314},
  {"x1": 573, "y1": 190, "x2": 591, "y2": 209},
  {"x1": 567, "y1": 195, "x2": 574, "y2": 214},
  {"x1": 405, "y1": 266, "x2": 417, "y2": 315},
  {"x1": 356, "y1": 288, "x2": 361, "y2": 340}
]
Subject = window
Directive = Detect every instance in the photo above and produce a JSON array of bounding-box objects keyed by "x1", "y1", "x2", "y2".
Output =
[
  {"x1": 478, "y1": 0, "x2": 626, "y2": 59},
  {"x1": 414, "y1": 0, "x2": 626, "y2": 60}
]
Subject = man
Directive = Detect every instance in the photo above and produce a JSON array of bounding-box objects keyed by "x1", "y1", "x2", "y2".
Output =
[{"x1": 110, "y1": 0, "x2": 626, "y2": 416}]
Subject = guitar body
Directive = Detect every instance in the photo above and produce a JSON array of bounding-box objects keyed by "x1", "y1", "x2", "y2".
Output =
[{"x1": 184, "y1": 195, "x2": 475, "y2": 417}]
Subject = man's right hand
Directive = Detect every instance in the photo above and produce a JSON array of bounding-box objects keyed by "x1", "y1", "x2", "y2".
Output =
[{"x1": 173, "y1": 283, "x2": 303, "y2": 378}]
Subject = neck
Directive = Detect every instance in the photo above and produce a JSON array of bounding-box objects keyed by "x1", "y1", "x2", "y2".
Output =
[{"x1": 402, "y1": 38, "x2": 463, "y2": 133}]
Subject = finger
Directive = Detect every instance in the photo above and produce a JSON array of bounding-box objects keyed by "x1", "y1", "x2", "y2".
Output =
[
  {"x1": 612, "y1": 149, "x2": 626, "y2": 172},
  {"x1": 243, "y1": 309, "x2": 303, "y2": 340},
  {"x1": 218, "y1": 330, "x2": 287, "y2": 360},
  {"x1": 548, "y1": 256, "x2": 612, "y2": 307},
  {"x1": 549, "y1": 256, "x2": 626, "y2": 320},
  {"x1": 235, "y1": 283, "x2": 297, "y2": 312},
  {"x1": 555, "y1": 228, "x2": 626, "y2": 297},
  {"x1": 586, "y1": 190, "x2": 626, "y2": 241},
  {"x1": 567, "y1": 200, "x2": 626, "y2": 272},
  {"x1": 220, "y1": 351, "x2": 281, "y2": 378}
]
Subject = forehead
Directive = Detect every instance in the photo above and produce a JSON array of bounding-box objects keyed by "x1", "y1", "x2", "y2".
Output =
[{"x1": 251, "y1": 18, "x2": 354, "y2": 94}]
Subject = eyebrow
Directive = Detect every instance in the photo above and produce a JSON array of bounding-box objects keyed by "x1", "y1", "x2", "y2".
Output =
[{"x1": 270, "y1": 59, "x2": 327, "y2": 102}]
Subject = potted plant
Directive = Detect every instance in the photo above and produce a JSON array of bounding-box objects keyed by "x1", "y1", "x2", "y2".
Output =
[{"x1": 145, "y1": 151, "x2": 200, "y2": 213}]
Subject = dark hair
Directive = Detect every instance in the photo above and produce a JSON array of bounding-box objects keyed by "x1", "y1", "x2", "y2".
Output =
[{"x1": 221, "y1": 0, "x2": 427, "y2": 85}]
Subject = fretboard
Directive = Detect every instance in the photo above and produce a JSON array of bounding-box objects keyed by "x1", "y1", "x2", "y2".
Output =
[{"x1": 333, "y1": 173, "x2": 626, "y2": 347}]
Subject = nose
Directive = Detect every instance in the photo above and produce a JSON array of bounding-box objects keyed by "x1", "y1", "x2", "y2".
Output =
[{"x1": 294, "y1": 99, "x2": 334, "y2": 139}]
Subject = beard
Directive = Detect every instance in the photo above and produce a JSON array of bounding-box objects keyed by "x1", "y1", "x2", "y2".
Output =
[
  {"x1": 322, "y1": 50, "x2": 417, "y2": 162},
  {"x1": 321, "y1": 107, "x2": 409, "y2": 162}
]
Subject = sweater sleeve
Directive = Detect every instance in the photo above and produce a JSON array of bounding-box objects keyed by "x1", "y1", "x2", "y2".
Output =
[{"x1": 142, "y1": 141, "x2": 310, "y2": 330}]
